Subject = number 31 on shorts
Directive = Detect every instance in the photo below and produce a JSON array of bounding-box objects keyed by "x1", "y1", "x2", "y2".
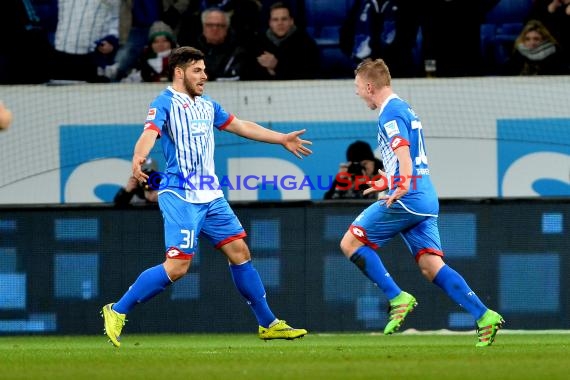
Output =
[{"x1": 180, "y1": 229, "x2": 195, "y2": 249}]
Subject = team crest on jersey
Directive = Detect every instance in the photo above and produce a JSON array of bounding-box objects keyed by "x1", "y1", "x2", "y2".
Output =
[
  {"x1": 146, "y1": 108, "x2": 157, "y2": 120},
  {"x1": 383, "y1": 120, "x2": 400, "y2": 138}
]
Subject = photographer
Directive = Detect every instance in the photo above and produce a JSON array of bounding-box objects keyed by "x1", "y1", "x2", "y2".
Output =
[
  {"x1": 114, "y1": 157, "x2": 159, "y2": 206},
  {"x1": 324, "y1": 140, "x2": 384, "y2": 200}
]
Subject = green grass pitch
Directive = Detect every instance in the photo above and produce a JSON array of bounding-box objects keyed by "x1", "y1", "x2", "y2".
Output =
[{"x1": 1, "y1": 331, "x2": 569, "y2": 380}]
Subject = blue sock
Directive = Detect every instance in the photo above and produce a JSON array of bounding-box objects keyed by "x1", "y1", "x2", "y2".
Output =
[
  {"x1": 432, "y1": 264, "x2": 487, "y2": 320},
  {"x1": 350, "y1": 245, "x2": 401, "y2": 300},
  {"x1": 113, "y1": 264, "x2": 172, "y2": 314},
  {"x1": 229, "y1": 261, "x2": 276, "y2": 328}
]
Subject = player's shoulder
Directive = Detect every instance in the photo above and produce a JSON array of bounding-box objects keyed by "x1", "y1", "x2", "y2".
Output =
[
  {"x1": 198, "y1": 93, "x2": 217, "y2": 105},
  {"x1": 383, "y1": 97, "x2": 416, "y2": 120},
  {"x1": 150, "y1": 88, "x2": 175, "y2": 106}
]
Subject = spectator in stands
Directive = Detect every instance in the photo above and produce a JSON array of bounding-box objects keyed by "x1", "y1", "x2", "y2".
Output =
[
  {"x1": 503, "y1": 19, "x2": 568, "y2": 76},
  {"x1": 113, "y1": 1, "x2": 190, "y2": 82},
  {"x1": 92, "y1": 35, "x2": 120, "y2": 82},
  {"x1": 49, "y1": 0, "x2": 120, "y2": 82},
  {"x1": 339, "y1": 0, "x2": 422, "y2": 78},
  {"x1": 188, "y1": 8, "x2": 247, "y2": 81},
  {"x1": 123, "y1": 21, "x2": 177, "y2": 82},
  {"x1": 242, "y1": 2, "x2": 319, "y2": 80},
  {"x1": 177, "y1": 0, "x2": 262, "y2": 48},
  {"x1": 114, "y1": 157, "x2": 159, "y2": 207},
  {"x1": 528, "y1": 0, "x2": 570, "y2": 64},
  {"x1": 324, "y1": 140, "x2": 384, "y2": 200},
  {"x1": 113, "y1": 0, "x2": 162, "y2": 82}
]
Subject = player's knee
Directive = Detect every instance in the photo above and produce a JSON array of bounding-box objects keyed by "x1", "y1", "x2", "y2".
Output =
[
  {"x1": 340, "y1": 233, "x2": 357, "y2": 258},
  {"x1": 417, "y1": 253, "x2": 444, "y2": 281},
  {"x1": 164, "y1": 258, "x2": 192, "y2": 281}
]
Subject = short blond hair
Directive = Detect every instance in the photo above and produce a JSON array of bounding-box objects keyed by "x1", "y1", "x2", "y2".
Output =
[{"x1": 355, "y1": 59, "x2": 391, "y2": 88}]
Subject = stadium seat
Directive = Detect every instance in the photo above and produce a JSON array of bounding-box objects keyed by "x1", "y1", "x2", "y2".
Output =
[
  {"x1": 484, "y1": 0, "x2": 533, "y2": 24},
  {"x1": 480, "y1": 0, "x2": 532, "y2": 74},
  {"x1": 304, "y1": 0, "x2": 355, "y2": 78}
]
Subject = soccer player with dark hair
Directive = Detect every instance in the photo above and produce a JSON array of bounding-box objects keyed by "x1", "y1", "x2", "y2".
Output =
[
  {"x1": 101, "y1": 46, "x2": 311, "y2": 347},
  {"x1": 341, "y1": 58, "x2": 504, "y2": 347}
]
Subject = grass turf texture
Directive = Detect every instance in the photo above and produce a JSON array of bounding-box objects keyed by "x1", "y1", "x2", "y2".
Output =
[{"x1": 1, "y1": 332, "x2": 569, "y2": 380}]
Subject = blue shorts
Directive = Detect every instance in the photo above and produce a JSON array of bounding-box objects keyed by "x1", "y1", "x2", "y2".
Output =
[
  {"x1": 158, "y1": 193, "x2": 246, "y2": 255},
  {"x1": 350, "y1": 201, "x2": 443, "y2": 261}
]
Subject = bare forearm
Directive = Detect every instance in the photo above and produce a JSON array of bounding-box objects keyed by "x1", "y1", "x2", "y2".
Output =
[
  {"x1": 228, "y1": 120, "x2": 284, "y2": 144},
  {"x1": 134, "y1": 130, "x2": 158, "y2": 158},
  {"x1": 395, "y1": 148, "x2": 413, "y2": 190}
]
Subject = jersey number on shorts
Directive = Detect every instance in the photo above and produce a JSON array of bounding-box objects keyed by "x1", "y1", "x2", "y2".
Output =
[{"x1": 180, "y1": 229, "x2": 195, "y2": 249}]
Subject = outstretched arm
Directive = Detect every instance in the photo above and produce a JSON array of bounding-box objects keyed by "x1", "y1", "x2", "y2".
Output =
[
  {"x1": 224, "y1": 117, "x2": 313, "y2": 158},
  {"x1": 132, "y1": 129, "x2": 159, "y2": 182}
]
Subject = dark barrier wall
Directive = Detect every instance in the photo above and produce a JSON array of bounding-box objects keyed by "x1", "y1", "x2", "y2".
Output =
[{"x1": 0, "y1": 199, "x2": 568, "y2": 334}]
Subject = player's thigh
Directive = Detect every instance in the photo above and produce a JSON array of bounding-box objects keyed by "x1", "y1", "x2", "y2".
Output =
[
  {"x1": 351, "y1": 202, "x2": 420, "y2": 248},
  {"x1": 401, "y1": 216, "x2": 443, "y2": 259},
  {"x1": 159, "y1": 192, "x2": 206, "y2": 254},
  {"x1": 200, "y1": 197, "x2": 246, "y2": 248}
]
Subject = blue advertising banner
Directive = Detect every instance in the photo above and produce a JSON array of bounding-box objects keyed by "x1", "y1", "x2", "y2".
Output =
[
  {"x1": 60, "y1": 122, "x2": 378, "y2": 203},
  {"x1": 497, "y1": 118, "x2": 570, "y2": 197}
]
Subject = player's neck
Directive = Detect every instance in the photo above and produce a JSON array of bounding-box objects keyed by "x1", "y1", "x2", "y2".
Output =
[
  {"x1": 375, "y1": 87, "x2": 393, "y2": 108},
  {"x1": 171, "y1": 84, "x2": 196, "y2": 100}
]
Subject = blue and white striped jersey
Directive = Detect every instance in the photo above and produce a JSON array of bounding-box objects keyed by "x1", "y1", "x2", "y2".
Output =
[
  {"x1": 144, "y1": 86, "x2": 234, "y2": 203},
  {"x1": 377, "y1": 94, "x2": 439, "y2": 216}
]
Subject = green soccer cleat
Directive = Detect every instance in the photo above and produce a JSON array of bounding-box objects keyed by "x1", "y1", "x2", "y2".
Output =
[
  {"x1": 384, "y1": 291, "x2": 418, "y2": 335},
  {"x1": 101, "y1": 303, "x2": 126, "y2": 347},
  {"x1": 476, "y1": 309, "x2": 504, "y2": 347},
  {"x1": 258, "y1": 320, "x2": 308, "y2": 341}
]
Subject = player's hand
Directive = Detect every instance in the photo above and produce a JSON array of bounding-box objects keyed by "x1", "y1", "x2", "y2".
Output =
[
  {"x1": 282, "y1": 129, "x2": 313, "y2": 159},
  {"x1": 362, "y1": 169, "x2": 388, "y2": 197},
  {"x1": 132, "y1": 155, "x2": 149, "y2": 182},
  {"x1": 378, "y1": 171, "x2": 409, "y2": 207}
]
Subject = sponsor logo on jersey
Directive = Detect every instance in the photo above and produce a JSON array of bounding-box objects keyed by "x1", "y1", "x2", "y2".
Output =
[
  {"x1": 146, "y1": 108, "x2": 157, "y2": 120},
  {"x1": 390, "y1": 136, "x2": 409, "y2": 150},
  {"x1": 383, "y1": 120, "x2": 399, "y2": 138}
]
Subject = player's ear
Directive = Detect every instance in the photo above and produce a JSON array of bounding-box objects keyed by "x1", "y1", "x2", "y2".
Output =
[{"x1": 174, "y1": 66, "x2": 184, "y2": 79}]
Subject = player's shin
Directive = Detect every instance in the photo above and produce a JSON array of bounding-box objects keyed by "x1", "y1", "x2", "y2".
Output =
[
  {"x1": 113, "y1": 264, "x2": 173, "y2": 314},
  {"x1": 432, "y1": 264, "x2": 487, "y2": 320},
  {"x1": 350, "y1": 245, "x2": 402, "y2": 299},
  {"x1": 229, "y1": 260, "x2": 276, "y2": 327}
]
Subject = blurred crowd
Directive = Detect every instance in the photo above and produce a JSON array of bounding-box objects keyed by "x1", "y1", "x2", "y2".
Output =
[{"x1": 1, "y1": 0, "x2": 569, "y2": 85}]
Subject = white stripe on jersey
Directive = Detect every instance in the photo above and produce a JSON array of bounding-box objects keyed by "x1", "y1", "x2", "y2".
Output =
[
  {"x1": 377, "y1": 94, "x2": 401, "y2": 188},
  {"x1": 166, "y1": 88, "x2": 221, "y2": 203},
  {"x1": 377, "y1": 131, "x2": 398, "y2": 181}
]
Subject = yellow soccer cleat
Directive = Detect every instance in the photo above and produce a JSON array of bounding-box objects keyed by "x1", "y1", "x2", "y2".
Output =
[
  {"x1": 258, "y1": 320, "x2": 308, "y2": 340},
  {"x1": 101, "y1": 303, "x2": 126, "y2": 347}
]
